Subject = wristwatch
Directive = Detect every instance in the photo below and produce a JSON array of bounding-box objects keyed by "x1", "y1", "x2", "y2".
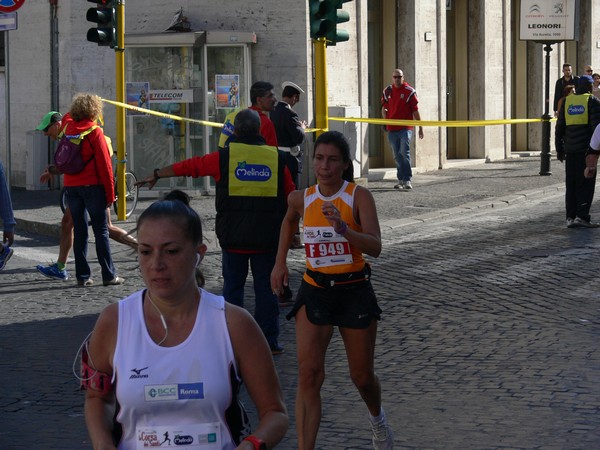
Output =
[
  {"x1": 243, "y1": 435, "x2": 267, "y2": 450},
  {"x1": 153, "y1": 168, "x2": 161, "y2": 181}
]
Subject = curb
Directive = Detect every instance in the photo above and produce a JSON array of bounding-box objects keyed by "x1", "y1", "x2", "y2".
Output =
[
  {"x1": 379, "y1": 182, "x2": 565, "y2": 231},
  {"x1": 16, "y1": 183, "x2": 566, "y2": 240},
  {"x1": 15, "y1": 218, "x2": 61, "y2": 239}
]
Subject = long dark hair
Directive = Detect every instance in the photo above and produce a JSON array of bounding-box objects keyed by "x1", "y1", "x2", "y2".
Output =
[
  {"x1": 137, "y1": 189, "x2": 205, "y2": 287},
  {"x1": 313, "y1": 131, "x2": 354, "y2": 182}
]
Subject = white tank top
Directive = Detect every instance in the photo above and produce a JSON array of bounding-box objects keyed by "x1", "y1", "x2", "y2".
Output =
[{"x1": 113, "y1": 289, "x2": 250, "y2": 449}]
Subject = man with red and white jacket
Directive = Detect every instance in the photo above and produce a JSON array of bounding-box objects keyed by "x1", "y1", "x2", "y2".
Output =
[{"x1": 381, "y1": 68, "x2": 424, "y2": 190}]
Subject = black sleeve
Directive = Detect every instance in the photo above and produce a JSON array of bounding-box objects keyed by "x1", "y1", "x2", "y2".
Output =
[
  {"x1": 555, "y1": 104, "x2": 565, "y2": 153},
  {"x1": 284, "y1": 110, "x2": 305, "y2": 146},
  {"x1": 553, "y1": 79, "x2": 562, "y2": 112},
  {"x1": 588, "y1": 96, "x2": 600, "y2": 130}
]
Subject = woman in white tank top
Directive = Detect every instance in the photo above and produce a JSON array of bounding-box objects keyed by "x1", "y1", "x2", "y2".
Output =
[{"x1": 83, "y1": 190, "x2": 288, "y2": 450}]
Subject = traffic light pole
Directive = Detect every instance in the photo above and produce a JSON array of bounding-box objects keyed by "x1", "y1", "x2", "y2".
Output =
[
  {"x1": 314, "y1": 37, "x2": 327, "y2": 138},
  {"x1": 115, "y1": 1, "x2": 126, "y2": 220}
]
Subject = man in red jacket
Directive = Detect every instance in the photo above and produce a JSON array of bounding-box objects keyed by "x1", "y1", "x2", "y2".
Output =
[
  {"x1": 381, "y1": 68, "x2": 424, "y2": 190},
  {"x1": 218, "y1": 81, "x2": 279, "y2": 150}
]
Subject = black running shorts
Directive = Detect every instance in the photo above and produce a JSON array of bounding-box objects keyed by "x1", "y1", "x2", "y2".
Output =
[{"x1": 286, "y1": 279, "x2": 382, "y2": 329}]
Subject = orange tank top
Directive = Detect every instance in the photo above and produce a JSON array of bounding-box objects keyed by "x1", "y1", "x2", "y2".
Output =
[{"x1": 302, "y1": 181, "x2": 365, "y2": 286}]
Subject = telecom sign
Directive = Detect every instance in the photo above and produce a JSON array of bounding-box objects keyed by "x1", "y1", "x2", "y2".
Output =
[
  {"x1": 520, "y1": 0, "x2": 579, "y2": 41},
  {"x1": 0, "y1": 0, "x2": 25, "y2": 13}
]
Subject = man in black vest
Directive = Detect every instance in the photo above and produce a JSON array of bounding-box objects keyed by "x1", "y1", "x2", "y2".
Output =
[
  {"x1": 138, "y1": 109, "x2": 295, "y2": 354},
  {"x1": 555, "y1": 75, "x2": 600, "y2": 228}
]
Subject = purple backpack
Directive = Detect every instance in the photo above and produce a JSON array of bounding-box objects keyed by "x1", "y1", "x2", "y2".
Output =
[{"x1": 54, "y1": 126, "x2": 97, "y2": 175}]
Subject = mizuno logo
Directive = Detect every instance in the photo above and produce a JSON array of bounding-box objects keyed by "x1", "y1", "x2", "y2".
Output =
[{"x1": 130, "y1": 367, "x2": 149, "y2": 379}]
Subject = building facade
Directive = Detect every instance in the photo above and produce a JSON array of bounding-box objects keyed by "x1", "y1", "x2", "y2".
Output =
[{"x1": 1, "y1": 0, "x2": 599, "y2": 189}]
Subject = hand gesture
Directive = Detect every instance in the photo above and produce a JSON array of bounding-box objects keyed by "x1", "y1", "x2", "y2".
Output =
[
  {"x1": 321, "y1": 201, "x2": 348, "y2": 235},
  {"x1": 584, "y1": 166, "x2": 597, "y2": 178},
  {"x1": 135, "y1": 175, "x2": 158, "y2": 189}
]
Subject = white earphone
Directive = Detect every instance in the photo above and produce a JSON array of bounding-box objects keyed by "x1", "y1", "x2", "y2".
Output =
[{"x1": 196, "y1": 254, "x2": 202, "y2": 266}]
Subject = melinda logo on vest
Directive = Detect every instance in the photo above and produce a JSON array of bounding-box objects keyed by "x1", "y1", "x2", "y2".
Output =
[
  {"x1": 235, "y1": 161, "x2": 272, "y2": 181},
  {"x1": 568, "y1": 104, "x2": 586, "y2": 115}
]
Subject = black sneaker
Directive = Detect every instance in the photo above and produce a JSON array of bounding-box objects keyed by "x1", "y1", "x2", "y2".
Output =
[
  {"x1": 573, "y1": 217, "x2": 600, "y2": 228},
  {"x1": 0, "y1": 246, "x2": 13, "y2": 271}
]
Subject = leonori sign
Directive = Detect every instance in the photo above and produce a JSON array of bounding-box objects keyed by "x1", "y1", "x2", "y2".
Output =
[{"x1": 519, "y1": 0, "x2": 579, "y2": 41}]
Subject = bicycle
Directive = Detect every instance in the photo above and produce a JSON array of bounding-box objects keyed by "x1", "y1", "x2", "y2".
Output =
[{"x1": 60, "y1": 171, "x2": 139, "y2": 219}]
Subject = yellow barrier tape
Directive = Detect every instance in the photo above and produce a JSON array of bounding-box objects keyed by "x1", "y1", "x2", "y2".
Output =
[
  {"x1": 101, "y1": 98, "x2": 224, "y2": 128},
  {"x1": 329, "y1": 116, "x2": 553, "y2": 127},
  {"x1": 102, "y1": 97, "x2": 555, "y2": 133}
]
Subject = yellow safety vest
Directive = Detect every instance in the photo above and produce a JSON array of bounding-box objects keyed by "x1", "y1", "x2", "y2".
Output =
[
  {"x1": 228, "y1": 142, "x2": 279, "y2": 197},
  {"x1": 565, "y1": 94, "x2": 591, "y2": 126}
]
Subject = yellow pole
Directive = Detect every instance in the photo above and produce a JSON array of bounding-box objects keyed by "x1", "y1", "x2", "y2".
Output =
[
  {"x1": 115, "y1": 1, "x2": 126, "y2": 220},
  {"x1": 314, "y1": 37, "x2": 327, "y2": 138}
]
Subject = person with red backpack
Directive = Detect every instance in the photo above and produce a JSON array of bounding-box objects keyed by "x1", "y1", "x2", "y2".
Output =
[
  {"x1": 60, "y1": 93, "x2": 123, "y2": 287},
  {"x1": 35, "y1": 111, "x2": 137, "y2": 282}
]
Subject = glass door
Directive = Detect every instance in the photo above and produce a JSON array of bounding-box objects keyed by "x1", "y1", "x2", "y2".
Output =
[{"x1": 126, "y1": 45, "x2": 199, "y2": 189}]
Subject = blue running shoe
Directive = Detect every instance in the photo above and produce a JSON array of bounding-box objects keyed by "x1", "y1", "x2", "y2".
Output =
[
  {"x1": 36, "y1": 263, "x2": 69, "y2": 281},
  {"x1": 0, "y1": 246, "x2": 13, "y2": 270}
]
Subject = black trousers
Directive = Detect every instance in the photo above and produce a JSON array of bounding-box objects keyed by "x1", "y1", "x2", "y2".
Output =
[{"x1": 565, "y1": 152, "x2": 596, "y2": 221}]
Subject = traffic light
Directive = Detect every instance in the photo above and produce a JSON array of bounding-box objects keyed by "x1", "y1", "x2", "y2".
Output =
[
  {"x1": 309, "y1": 0, "x2": 351, "y2": 45},
  {"x1": 86, "y1": 0, "x2": 117, "y2": 48}
]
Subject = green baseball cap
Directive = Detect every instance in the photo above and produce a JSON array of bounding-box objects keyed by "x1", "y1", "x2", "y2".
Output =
[{"x1": 36, "y1": 111, "x2": 62, "y2": 131}]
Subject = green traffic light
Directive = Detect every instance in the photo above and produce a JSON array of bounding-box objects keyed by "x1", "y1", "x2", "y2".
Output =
[
  {"x1": 309, "y1": 0, "x2": 352, "y2": 45},
  {"x1": 309, "y1": 0, "x2": 335, "y2": 39}
]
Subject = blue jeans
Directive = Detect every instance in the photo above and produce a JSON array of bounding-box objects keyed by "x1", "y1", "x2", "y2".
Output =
[
  {"x1": 388, "y1": 129, "x2": 413, "y2": 182},
  {"x1": 221, "y1": 250, "x2": 280, "y2": 347},
  {"x1": 65, "y1": 185, "x2": 116, "y2": 282}
]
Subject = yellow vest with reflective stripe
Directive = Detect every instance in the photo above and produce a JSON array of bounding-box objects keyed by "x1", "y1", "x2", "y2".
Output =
[{"x1": 565, "y1": 94, "x2": 591, "y2": 126}]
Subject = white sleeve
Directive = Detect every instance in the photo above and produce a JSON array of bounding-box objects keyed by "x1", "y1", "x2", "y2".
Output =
[{"x1": 590, "y1": 124, "x2": 600, "y2": 150}]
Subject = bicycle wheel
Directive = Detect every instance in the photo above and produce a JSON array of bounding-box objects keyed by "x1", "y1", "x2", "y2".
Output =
[
  {"x1": 59, "y1": 188, "x2": 68, "y2": 214},
  {"x1": 114, "y1": 172, "x2": 139, "y2": 219}
]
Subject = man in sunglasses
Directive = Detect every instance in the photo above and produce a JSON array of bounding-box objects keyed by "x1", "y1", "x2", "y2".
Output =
[{"x1": 381, "y1": 68, "x2": 424, "y2": 190}]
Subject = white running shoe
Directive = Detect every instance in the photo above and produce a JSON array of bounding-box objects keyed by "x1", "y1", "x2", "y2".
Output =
[{"x1": 370, "y1": 417, "x2": 394, "y2": 450}]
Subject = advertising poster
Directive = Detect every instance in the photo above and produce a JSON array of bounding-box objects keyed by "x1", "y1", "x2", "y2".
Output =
[
  {"x1": 216, "y1": 74, "x2": 239, "y2": 109},
  {"x1": 126, "y1": 81, "x2": 150, "y2": 116}
]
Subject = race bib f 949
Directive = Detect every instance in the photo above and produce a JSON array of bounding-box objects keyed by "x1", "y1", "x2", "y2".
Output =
[{"x1": 304, "y1": 226, "x2": 352, "y2": 268}]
